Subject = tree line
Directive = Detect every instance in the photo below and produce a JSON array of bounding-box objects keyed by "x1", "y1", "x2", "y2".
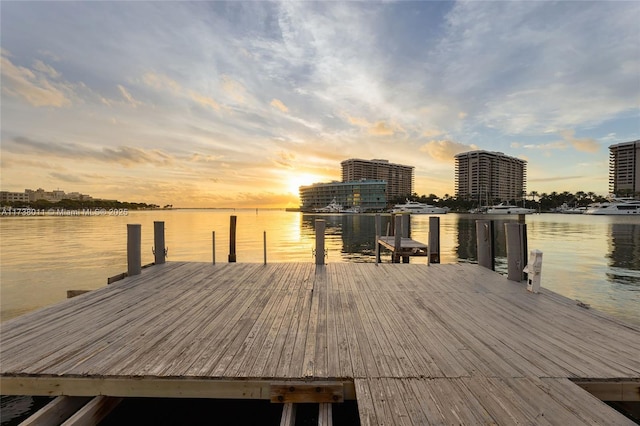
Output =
[
  {"x1": 391, "y1": 190, "x2": 619, "y2": 212},
  {"x1": 2, "y1": 198, "x2": 160, "y2": 210}
]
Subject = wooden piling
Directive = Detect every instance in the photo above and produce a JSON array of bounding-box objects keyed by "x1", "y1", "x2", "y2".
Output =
[
  {"x1": 127, "y1": 224, "x2": 141, "y2": 276},
  {"x1": 476, "y1": 219, "x2": 495, "y2": 270},
  {"x1": 401, "y1": 214, "x2": 410, "y2": 263},
  {"x1": 375, "y1": 214, "x2": 382, "y2": 264},
  {"x1": 429, "y1": 216, "x2": 440, "y2": 264},
  {"x1": 263, "y1": 231, "x2": 267, "y2": 265},
  {"x1": 212, "y1": 231, "x2": 216, "y2": 265},
  {"x1": 393, "y1": 215, "x2": 402, "y2": 263},
  {"x1": 229, "y1": 216, "x2": 237, "y2": 263},
  {"x1": 154, "y1": 221, "x2": 166, "y2": 265},
  {"x1": 315, "y1": 219, "x2": 325, "y2": 265},
  {"x1": 505, "y1": 222, "x2": 528, "y2": 282}
]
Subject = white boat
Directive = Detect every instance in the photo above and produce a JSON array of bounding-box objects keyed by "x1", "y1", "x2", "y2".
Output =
[
  {"x1": 485, "y1": 203, "x2": 535, "y2": 215},
  {"x1": 557, "y1": 203, "x2": 587, "y2": 214},
  {"x1": 584, "y1": 198, "x2": 640, "y2": 215},
  {"x1": 314, "y1": 198, "x2": 344, "y2": 213},
  {"x1": 391, "y1": 200, "x2": 447, "y2": 214}
]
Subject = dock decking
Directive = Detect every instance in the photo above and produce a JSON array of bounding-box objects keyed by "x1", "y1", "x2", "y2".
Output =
[{"x1": 1, "y1": 262, "x2": 639, "y2": 424}]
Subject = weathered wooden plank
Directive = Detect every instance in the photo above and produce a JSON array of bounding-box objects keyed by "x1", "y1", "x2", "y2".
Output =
[
  {"x1": 280, "y1": 403, "x2": 296, "y2": 426},
  {"x1": 318, "y1": 403, "x2": 333, "y2": 426},
  {"x1": 20, "y1": 396, "x2": 91, "y2": 426},
  {"x1": 60, "y1": 396, "x2": 122, "y2": 426}
]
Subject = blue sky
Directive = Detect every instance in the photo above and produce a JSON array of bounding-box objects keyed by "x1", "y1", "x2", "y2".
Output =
[{"x1": 1, "y1": 1, "x2": 638, "y2": 207}]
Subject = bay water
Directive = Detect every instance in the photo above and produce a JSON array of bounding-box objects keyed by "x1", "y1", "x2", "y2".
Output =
[{"x1": 1, "y1": 210, "x2": 638, "y2": 325}]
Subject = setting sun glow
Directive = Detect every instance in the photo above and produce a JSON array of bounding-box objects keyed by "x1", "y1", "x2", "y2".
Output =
[{"x1": 287, "y1": 173, "x2": 321, "y2": 195}]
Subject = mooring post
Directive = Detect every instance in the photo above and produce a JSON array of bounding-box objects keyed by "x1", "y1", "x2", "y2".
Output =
[
  {"x1": 476, "y1": 219, "x2": 495, "y2": 270},
  {"x1": 229, "y1": 216, "x2": 237, "y2": 263},
  {"x1": 401, "y1": 214, "x2": 410, "y2": 263},
  {"x1": 263, "y1": 231, "x2": 267, "y2": 265},
  {"x1": 153, "y1": 221, "x2": 166, "y2": 265},
  {"x1": 393, "y1": 214, "x2": 402, "y2": 263},
  {"x1": 375, "y1": 214, "x2": 381, "y2": 264},
  {"x1": 127, "y1": 224, "x2": 141, "y2": 276},
  {"x1": 429, "y1": 216, "x2": 440, "y2": 264},
  {"x1": 401, "y1": 214, "x2": 410, "y2": 238},
  {"x1": 315, "y1": 219, "x2": 325, "y2": 265},
  {"x1": 212, "y1": 231, "x2": 216, "y2": 265},
  {"x1": 505, "y1": 222, "x2": 528, "y2": 282}
]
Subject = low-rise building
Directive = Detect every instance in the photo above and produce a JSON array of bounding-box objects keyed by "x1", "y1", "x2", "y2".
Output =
[
  {"x1": 0, "y1": 191, "x2": 30, "y2": 203},
  {"x1": 299, "y1": 179, "x2": 387, "y2": 212}
]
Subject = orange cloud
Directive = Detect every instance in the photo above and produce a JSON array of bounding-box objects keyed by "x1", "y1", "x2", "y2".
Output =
[
  {"x1": 420, "y1": 140, "x2": 478, "y2": 163},
  {"x1": 560, "y1": 129, "x2": 599, "y2": 153},
  {"x1": 270, "y1": 98, "x2": 289, "y2": 113}
]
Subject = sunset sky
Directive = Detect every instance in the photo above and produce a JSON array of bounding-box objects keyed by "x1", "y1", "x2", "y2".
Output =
[{"x1": 1, "y1": 1, "x2": 639, "y2": 208}]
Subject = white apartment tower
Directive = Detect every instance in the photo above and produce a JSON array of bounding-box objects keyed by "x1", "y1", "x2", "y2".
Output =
[
  {"x1": 341, "y1": 159, "x2": 414, "y2": 200},
  {"x1": 609, "y1": 140, "x2": 640, "y2": 197},
  {"x1": 455, "y1": 150, "x2": 527, "y2": 203}
]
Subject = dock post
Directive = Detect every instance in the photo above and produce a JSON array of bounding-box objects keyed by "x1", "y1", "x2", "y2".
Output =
[
  {"x1": 229, "y1": 215, "x2": 237, "y2": 263},
  {"x1": 476, "y1": 219, "x2": 495, "y2": 270},
  {"x1": 127, "y1": 224, "x2": 141, "y2": 276},
  {"x1": 401, "y1": 214, "x2": 410, "y2": 238},
  {"x1": 393, "y1": 215, "x2": 402, "y2": 263},
  {"x1": 505, "y1": 222, "x2": 528, "y2": 282},
  {"x1": 375, "y1": 214, "x2": 381, "y2": 264},
  {"x1": 263, "y1": 231, "x2": 267, "y2": 265},
  {"x1": 401, "y1": 214, "x2": 410, "y2": 262},
  {"x1": 153, "y1": 221, "x2": 166, "y2": 265},
  {"x1": 315, "y1": 219, "x2": 325, "y2": 265},
  {"x1": 429, "y1": 216, "x2": 440, "y2": 264},
  {"x1": 212, "y1": 231, "x2": 216, "y2": 265}
]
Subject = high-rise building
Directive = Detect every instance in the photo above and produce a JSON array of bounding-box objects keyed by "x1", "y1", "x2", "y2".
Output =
[
  {"x1": 609, "y1": 140, "x2": 640, "y2": 197},
  {"x1": 455, "y1": 150, "x2": 527, "y2": 203},
  {"x1": 341, "y1": 159, "x2": 414, "y2": 200}
]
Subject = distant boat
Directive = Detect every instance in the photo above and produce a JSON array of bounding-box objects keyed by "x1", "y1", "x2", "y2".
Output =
[
  {"x1": 391, "y1": 200, "x2": 447, "y2": 214},
  {"x1": 485, "y1": 203, "x2": 535, "y2": 215},
  {"x1": 584, "y1": 198, "x2": 640, "y2": 215},
  {"x1": 314, "y1": 198, "x2": 344, "y2": 213},
  {"x1": 556, "y1": 203, "x2": 586, "y2": 214}
]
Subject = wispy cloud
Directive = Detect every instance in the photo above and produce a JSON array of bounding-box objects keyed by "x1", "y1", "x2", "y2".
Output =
[{"x1": 1, "y1": 50, "x2": 71, "y2": 107}]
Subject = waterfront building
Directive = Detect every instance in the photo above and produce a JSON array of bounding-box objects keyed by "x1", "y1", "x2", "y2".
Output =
[
  {"x1": 0, "y1": 191, "x2": 30, "y2": 203},
  {"x1": 609, "y1": 140, "x2": 640, "y2": 197},
  {"x1": 341, "y1": 159, "x2": 414, "y2": 201},
  {"x1": 455, "y1": 150, "x2": 527, "y2": 203},
  {"x1": 299, "y1": 179, "x2": 387, "y2": 212}
]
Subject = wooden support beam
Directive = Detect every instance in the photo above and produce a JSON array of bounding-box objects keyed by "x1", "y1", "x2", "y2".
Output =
[
  {"x1": 66, "y1": 290, "x2": 90, "y2": 299},
  {"x1": 573, "y1": 380, "x2": 640, "y2": 402},
  {"x1": 107, "y1": 272, "x2": 127, "y2": 285},
  {"x1": 0, "y1": 377, "x2": 272, "y2": 399},
  {"x1": 61, "y1": 396, "x2": 122, "y2": 425},
  {"x1": 318, "y1": 403, "x2": 333, "y2": 426},
  {"x1": 279, "y1": 403, "x2": 296, "y2": 426},
  {"x1": 270, "y1": 382, "x2": 344, "y2": 403},
  {"x1": 20, "y1": 396, "x2": 91, "y2": 426}
]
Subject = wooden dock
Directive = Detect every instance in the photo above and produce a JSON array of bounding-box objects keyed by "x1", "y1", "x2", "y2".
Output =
[{"x1": 1, "y1": 262, "x2": 639, "y2": 424}]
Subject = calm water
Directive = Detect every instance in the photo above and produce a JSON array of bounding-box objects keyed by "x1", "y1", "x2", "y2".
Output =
[{"x1": 1, "y1": 210, "x2": 639, "y2": 324}]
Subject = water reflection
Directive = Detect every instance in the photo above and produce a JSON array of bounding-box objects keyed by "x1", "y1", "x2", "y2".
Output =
[
  {"x1": 301, "y1": 214, "x2": 394, "y2": 262},
  {"x1": 454, "y1": 216, "x2": 515, "y2": 272},
  {"x1": 607, "y1": 223, "x2": 640, "y2": 286}
]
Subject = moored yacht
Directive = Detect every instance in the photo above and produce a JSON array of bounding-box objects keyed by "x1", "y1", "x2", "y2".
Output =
[
  {"x1": 584, "y1": 198, "x2": 640, "y2": 215},
  {"x1": 391, "y1": 200, "x2": 447, "y2": 214}
]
